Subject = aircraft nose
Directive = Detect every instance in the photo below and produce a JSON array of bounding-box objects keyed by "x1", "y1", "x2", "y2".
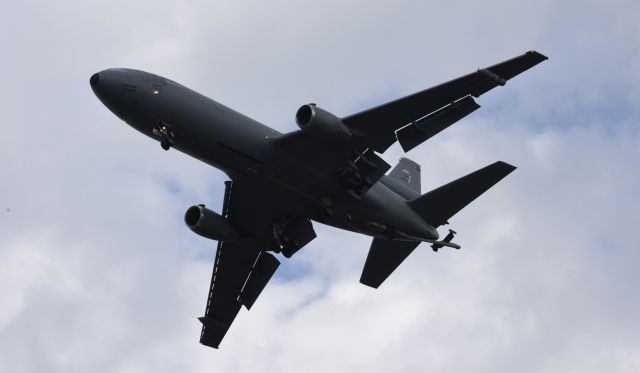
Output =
[
  {"x1": 90, "y1": 69, "x2": 121, "y2": 98},
  {"x1": 90, "y1": 72, "x2": 100, "y2": 87},
  {"x1": 90, "y1": 69, "x2": 115, "y2": 98},
  {"x1": 90, "y1": 69, "x2": 135, "y2": 120}
]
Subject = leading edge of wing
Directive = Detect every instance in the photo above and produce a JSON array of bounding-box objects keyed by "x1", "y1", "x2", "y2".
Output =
[{"x1": 342, "y1": 51, "x2": 548, "y2": 153}]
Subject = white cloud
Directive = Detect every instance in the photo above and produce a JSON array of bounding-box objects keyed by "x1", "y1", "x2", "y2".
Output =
[{"x1": 1, "y1": 0, "x2": 639, "y2": 372}]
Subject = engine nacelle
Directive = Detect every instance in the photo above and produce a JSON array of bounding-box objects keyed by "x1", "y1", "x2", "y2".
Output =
[
  {"x1": 295, "y1": 104, "x2": 351, "y2": 142},
  {"x1": 184, "y1": 205, "x2": 238, "y2": 241}
]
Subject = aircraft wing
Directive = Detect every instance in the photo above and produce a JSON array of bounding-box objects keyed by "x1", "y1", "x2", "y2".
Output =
[
  {"x1": 273, "y1": 51, "x2": 546, "y2": 175},
  {"x1": 198, "y1": 181, "x2": 281, "y2": 349},
  {"x1": 342, "y1": 50, "x2": 548, "y2": 153}
]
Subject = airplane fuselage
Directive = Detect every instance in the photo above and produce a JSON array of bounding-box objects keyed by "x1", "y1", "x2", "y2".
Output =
[{"x1": 90, "y1": 68, "x2": 438, "y2": 245}]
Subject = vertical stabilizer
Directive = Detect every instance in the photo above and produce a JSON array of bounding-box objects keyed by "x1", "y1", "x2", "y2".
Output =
[{"x1": 388, "y1": 158, "x2": 421, "y2": 194}]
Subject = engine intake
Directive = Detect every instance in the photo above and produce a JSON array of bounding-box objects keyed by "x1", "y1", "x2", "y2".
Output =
[
  {"x1": 184, "y1": 205, "x2": 238, "y2": 241},
  {"x1": 295, "y1": 104, "x2": 351, "y2": 141}
]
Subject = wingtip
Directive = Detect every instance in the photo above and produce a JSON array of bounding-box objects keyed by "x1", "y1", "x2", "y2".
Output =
[
  {"x1": 528, "y1": 50, "x2": 549, "y2": 61},
  {"x1": 495, "y1": 161, "x2": 517, "y2": 172}
]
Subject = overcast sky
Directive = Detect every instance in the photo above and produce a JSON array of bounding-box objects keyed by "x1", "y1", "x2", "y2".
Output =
[{"x1": 1, "y1": 0, "x2": 639, "y2": 372}]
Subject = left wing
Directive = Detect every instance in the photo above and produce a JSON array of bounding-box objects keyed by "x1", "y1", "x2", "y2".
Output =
[
  {"x1": 343, "y1": 50, "x2": 548, "y2": 153},
  {"x1": 273, "y1": 51, "x2": 547, "y2": 179},
  {"x1": 198, "y1": 181, "x2": 282, "y2": 349}
]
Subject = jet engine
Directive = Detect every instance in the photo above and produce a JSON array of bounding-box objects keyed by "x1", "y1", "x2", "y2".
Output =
[
  {"x1": 184, "y1": 205, "x2": 238, "y2": 241},
  {"x1": 295, "y1": 104, "x2": 351, "y2": 141}
]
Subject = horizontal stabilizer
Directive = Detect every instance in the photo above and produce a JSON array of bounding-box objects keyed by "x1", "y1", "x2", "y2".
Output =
[
  {"x1": 408, "y1": 161, "x2": 516, "y2": 227},
  {"x1": 360, "y1": 238, "x2": 421, "y2": 288},
  {"x1": 397, "y1": 96, "x2": 480, "y2": 152}
]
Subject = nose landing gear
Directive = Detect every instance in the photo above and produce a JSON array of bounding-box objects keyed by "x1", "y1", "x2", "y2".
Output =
[{"x1": 153, "y1": 122, "x2": 175, "y2": 151}]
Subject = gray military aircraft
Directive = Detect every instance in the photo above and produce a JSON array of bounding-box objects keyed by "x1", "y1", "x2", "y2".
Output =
[{"x1": 91, "y1": 51, "x2": 547, "y2": 348}]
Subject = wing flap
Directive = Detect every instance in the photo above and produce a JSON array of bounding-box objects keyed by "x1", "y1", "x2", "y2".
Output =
[
  {"x1": 360, "y1": 238, "x2": 421, "y2": 288},
  {"x1": 396, "y1": 95, "x2": 480, "y2": 152},
  {"x1": 239, "y1": 251, "x2": 280, "y2": 310}
]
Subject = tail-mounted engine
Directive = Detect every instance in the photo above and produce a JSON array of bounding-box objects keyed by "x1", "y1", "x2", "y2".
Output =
[
  {"x1": 295, "y1": 104, "x2": 352, "y2": 142},
  {"x1": 184, "y1": 204, "x2": 238, "y2": 241}
]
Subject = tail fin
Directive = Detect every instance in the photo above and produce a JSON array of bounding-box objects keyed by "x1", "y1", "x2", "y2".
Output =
[
  {"x1": 388, "y1": 157, "x2": 421, "y2": 193},
  {"x1": 408, "y1": 161, "x2": 516, "y2": 227}
]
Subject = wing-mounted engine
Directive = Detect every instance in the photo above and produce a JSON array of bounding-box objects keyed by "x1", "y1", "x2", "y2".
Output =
[
  {"x1": 336, "y1": 148, "x2": 391, "y2": 195},
  {"x1": 184, "y1": 204, "x2": 238, "y2": 241},
  {"x1": 272, "y1": 216, "x2": 317, "y2": 258},
  {"x1": 295, "y1": 104, "x2": 352, "y2": 142}
]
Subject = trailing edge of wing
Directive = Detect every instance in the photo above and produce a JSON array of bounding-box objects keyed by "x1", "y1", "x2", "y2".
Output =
[
  {"x1": 396, "y1": 95, "x2": 480, "y2": 152},
  {"x1": 239, "y1": 251, "x2": 280, "y2": 310}
]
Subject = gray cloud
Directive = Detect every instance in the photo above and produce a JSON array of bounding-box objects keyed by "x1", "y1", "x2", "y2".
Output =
[{"x1": 1, "y1": 0, "x2": 639, "y2": 372}]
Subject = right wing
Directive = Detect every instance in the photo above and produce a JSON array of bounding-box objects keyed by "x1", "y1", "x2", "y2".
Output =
[
  {"x1": 199, "y1": 240, "x2": 279, "y2": 348},
  {"x1": 198, "y1": 181, "x2": 286, "y2": 349}
]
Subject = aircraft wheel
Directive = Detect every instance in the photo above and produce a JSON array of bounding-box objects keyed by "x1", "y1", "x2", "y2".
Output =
[{"x1": 161, "y1": 141, "x2": 171, "y2": 151}]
